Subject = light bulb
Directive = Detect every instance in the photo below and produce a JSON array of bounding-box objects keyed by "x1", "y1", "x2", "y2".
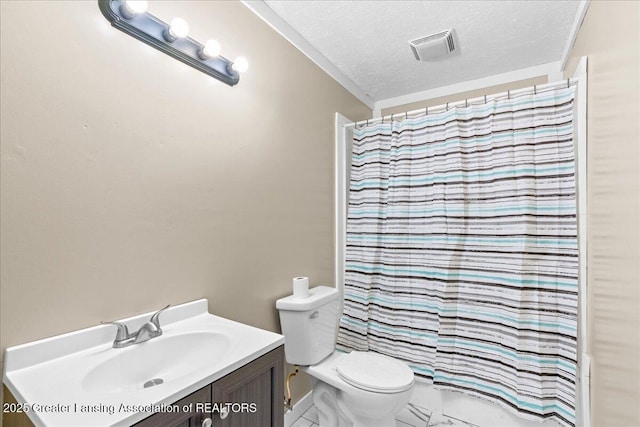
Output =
[
  {"x1": 232, "y1": 56, "x2": 249, "y2": 73},
  {"x1": 202, "y1": 40, "x2": 221, "y2": 58},
  {"x1": 120, "y1": 0, "x2": 147, "y2": 19},
  {"x1": 123, "y1": 0, "x2": 147, "y2": 14},
  {"x1": 168, "y1": 17, "x2": 189, "y2": 39}
]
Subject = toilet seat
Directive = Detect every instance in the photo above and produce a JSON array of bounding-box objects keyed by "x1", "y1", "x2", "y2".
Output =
[{"x1": 335, "y1": 351, "x2": 414, "y2": 393}]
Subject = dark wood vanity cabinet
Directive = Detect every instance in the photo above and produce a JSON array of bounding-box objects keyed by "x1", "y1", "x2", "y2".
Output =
[
  {"x1": 135, "y1": 346, "x2": 284, "y2": 427},
  {"x1": 213, "y1": 345, "x2": 284, "y2": 427},
  {"x1": 134, "y1": 384, "x2": 212, "y2": 427}
]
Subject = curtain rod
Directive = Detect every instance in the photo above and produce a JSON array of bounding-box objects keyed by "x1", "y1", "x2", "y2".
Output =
[{"x1": 344, "y1": 78, "x2": 579, "y2": 129}]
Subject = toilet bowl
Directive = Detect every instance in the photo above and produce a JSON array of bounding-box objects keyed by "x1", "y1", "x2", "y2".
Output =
[
  {"x1": 276, "y1": 286, "x2": 415, "y2": 427},
  {"x1": 304, "y1": 351, "x2": 414, "y2": 427}
]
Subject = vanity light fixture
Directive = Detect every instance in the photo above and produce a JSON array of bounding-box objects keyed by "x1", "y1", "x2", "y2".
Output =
[{"x1": 98, "y1": 0, "x2": 247, "y2": 86}]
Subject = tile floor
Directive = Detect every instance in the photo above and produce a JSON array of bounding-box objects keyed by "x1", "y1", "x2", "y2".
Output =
[{"x1": 292, "y1": 403, "x2": 479, "y2": 427}]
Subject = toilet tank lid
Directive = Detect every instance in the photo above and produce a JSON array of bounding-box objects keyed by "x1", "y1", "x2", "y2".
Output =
[{"x1": 276, "y1": 286, "x2": 339, "y2": 311}]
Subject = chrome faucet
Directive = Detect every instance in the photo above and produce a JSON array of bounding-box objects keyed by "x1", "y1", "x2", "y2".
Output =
[{"x1": 102, "y1": 305, "x2": 170, "y2": 348}]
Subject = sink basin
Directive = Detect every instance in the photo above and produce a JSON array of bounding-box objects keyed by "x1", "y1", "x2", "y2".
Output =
[
  {"x1": 82, "y1": 332, "x2": 230, "y2": 394},
  {"x1": 4, "y1": 299, "x2": 285, "y2": 426}
]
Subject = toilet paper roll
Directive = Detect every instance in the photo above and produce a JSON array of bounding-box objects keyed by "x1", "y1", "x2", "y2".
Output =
[{"x1": 293, "y1": 276, "x2": 310, "y2": 299}]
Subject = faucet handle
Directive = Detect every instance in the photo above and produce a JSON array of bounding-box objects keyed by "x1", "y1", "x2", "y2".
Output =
[
  {"x1": 101, "y1": 321, "x2": 130, "y2": 341},
  {"x1": 150, "y1": 304, "x2": 170, "y2": 329}
]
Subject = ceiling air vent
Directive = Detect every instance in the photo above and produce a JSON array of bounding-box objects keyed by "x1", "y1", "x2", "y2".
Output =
[{"x1": 409, "y1": 29, "x2": 457, "y2": 61}]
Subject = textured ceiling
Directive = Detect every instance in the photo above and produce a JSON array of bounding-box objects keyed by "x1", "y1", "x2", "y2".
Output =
[{"x1": 263, "y1": 1, "x2": 581, "y2": 101}]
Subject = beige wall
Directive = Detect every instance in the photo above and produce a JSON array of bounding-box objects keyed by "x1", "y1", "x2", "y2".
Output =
[
  {"x1": 0, "y1": 0, "x2": 369, "y2": 410},
  {"x1": 564, "y1": 2, "x2": 640, "y2": 426}
]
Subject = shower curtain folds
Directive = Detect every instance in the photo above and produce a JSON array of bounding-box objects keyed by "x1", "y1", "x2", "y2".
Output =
[{"x1": 337, "y1": 86, "x2": 578, "y2": 427}]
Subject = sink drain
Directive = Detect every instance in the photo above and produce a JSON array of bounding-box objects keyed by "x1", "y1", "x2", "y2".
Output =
[{"x1": 143, "y1": 378, "x2": 164, "y2": 388}]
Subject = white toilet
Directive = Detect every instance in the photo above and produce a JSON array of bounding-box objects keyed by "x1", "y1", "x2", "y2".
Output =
[{"x1": 276, "y1": 286, "x2": 415, "y2": 427}]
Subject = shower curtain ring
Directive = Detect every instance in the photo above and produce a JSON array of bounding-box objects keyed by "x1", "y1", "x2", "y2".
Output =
[
  {"x1": 405, "y1": 112, "x2": 408, "y2": 120},
  {"x1": 508, "y1": 90, "x2": 510, "y2": 99},
  {"x1": 446, "y1": 102, "x2": 449, "y2": 111},
  {"x1": 567, "y1": 78, "x2": 570, "y2": 88},
  {"x1": 465, "y1": 99, "x2": 468, "y2": 108},
  {"x1": 484, "y1": 95, "x2": 487, "y2": 103},
  {"x1": 534, "y1": 85, "x2": 537, "y2": 95}
]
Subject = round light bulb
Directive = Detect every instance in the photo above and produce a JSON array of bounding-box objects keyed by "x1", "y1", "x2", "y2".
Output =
[
  {"x1": 169, "y1": 18, "x2": 189, "y2": 39},
  {"x1": 123, "y1": 0, "x2": 148, "y2": 15},
  {"x1": 202, "y1": 40, "x2": 221, "y2": 58},
  {"x1": 232, "y1": 56, "x2": 249, "y2": 73}
]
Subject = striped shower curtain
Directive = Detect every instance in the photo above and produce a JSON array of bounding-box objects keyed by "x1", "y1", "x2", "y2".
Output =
[{"x1": 337, "y1": 86, "x2": 578, "y2": 426}]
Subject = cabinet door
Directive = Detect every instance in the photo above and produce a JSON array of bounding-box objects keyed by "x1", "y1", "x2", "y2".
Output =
[
  {"x1": 134, "y1": 384, "x2": 212, "y2": 427},
  {"x1": 212, "y1": 346, "x2": 284, "y2": 427}
]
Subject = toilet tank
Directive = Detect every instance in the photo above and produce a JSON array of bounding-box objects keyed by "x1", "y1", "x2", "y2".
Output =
[{"x1": 276, "y1": 286, "x2": 339, "y2": 366}]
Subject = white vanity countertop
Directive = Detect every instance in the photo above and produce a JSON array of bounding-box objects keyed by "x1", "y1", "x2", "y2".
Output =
[{"x1": 3, "y1": 299, "x2": 284, "y2": 427}]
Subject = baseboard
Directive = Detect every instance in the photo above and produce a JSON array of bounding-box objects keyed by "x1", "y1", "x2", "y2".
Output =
[{"x1": 283, "y1": 391, "x2": 314, "y2": 427}]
